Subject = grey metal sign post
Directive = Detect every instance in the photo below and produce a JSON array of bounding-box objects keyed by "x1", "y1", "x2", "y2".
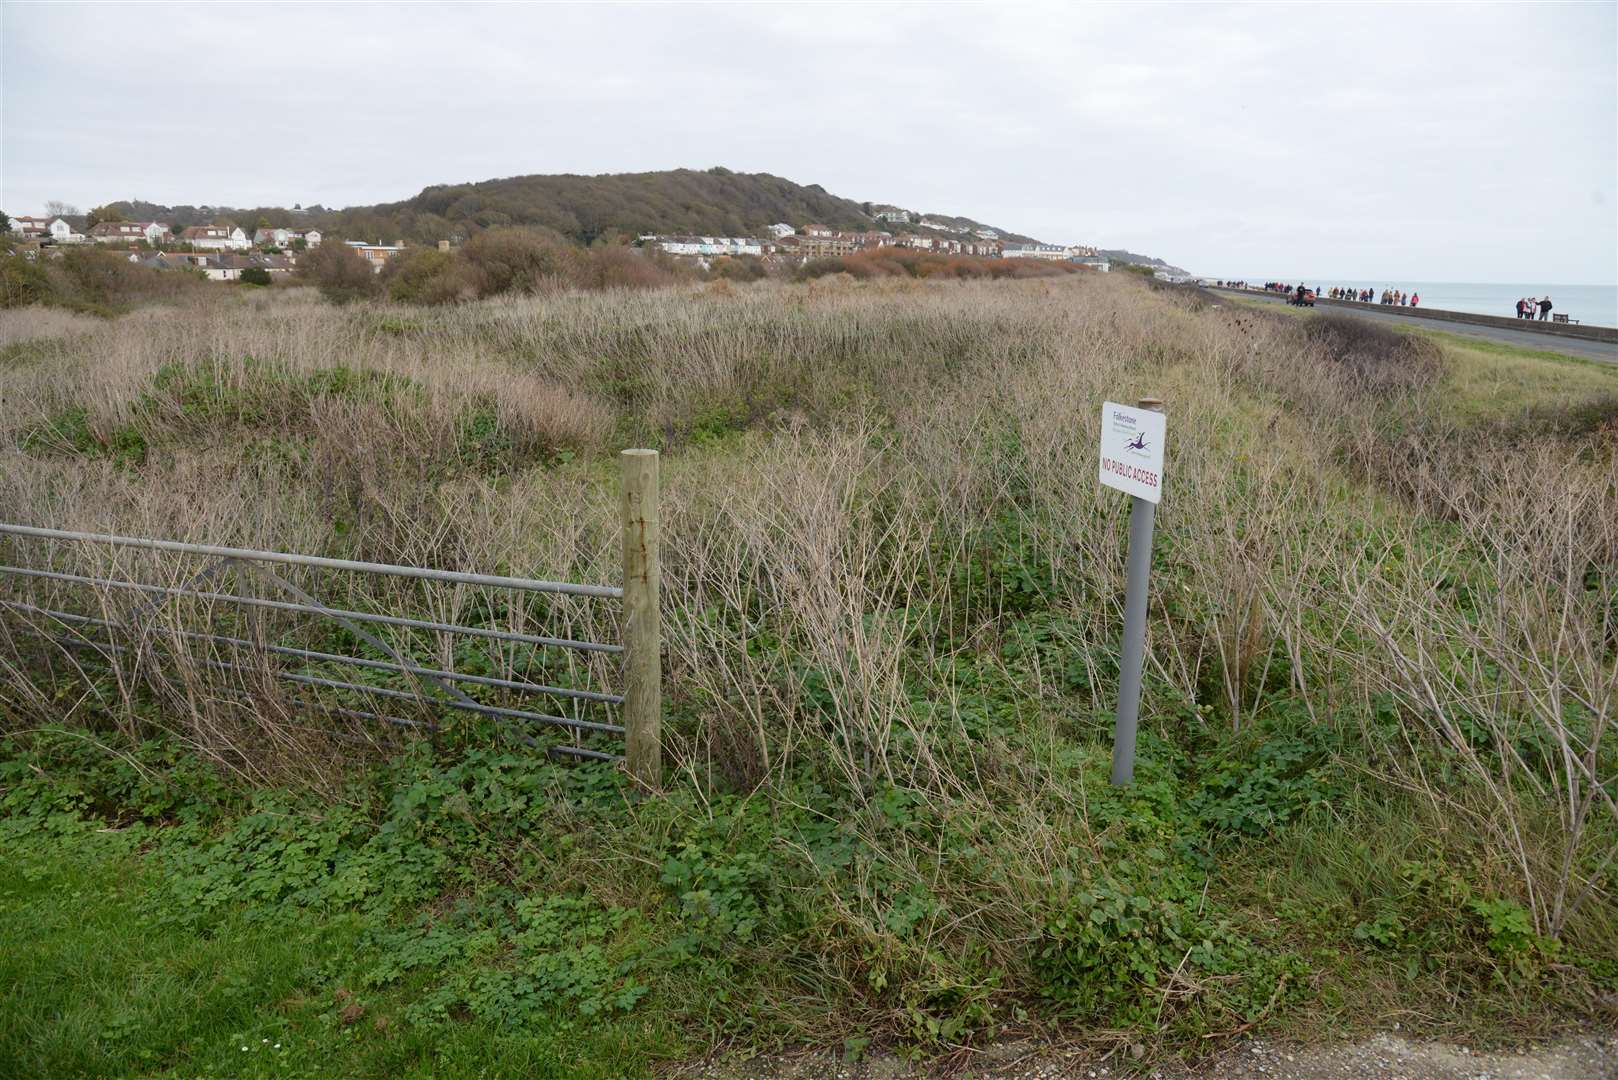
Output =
[{"x1": 1097, "y1": 397, "x2": 1165, "y2": 786}]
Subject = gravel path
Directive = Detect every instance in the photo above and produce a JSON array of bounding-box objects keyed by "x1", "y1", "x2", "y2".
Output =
[{"x1": 679, "y1": 1031, "x2": 1617, "y2": 1079}]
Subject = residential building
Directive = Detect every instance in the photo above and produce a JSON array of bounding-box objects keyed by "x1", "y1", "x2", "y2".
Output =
[
  {"x1": 1072, "y1": 256, "x2": 1110, "y2": 272},
  {"x1": 648, "y1": 236, "x2": 763, "y2": 257},
  {"x1": 1001, "y1": 243, "x2": 1070, "y2": 261},
  {"x1": 345, "y1": 240, "x2": 406, "y2": 271},
  {"x1": 179, "y1": 225, "x2": 250, "y2": 250},
  {"x1": 11, "y1": 215, "x2": 83, "y2": 241},
  {"x1": 767, "y1": 223, "x2": 796, "y2": 239},
  {"x1": 256, "y1": 254, "x2": 295, "y2": 277},
  {"x1": 249, "y1": 227, "x2": 319, "y2": 248},
  {"x1": 801, "y1": 224, "x2": 832, "y2": 237},
  {"x1": 10, "y1": 216, "x2": 82, "y2": 242},
  {"x1": 10, "y1": 215, "x2": 49, "y2": 239},
  {"x1": 89, "y1": 221, "x2": 168, "y2": 244},
  {"x1": 870, "y1": 206, "x2": 911, "y2": 224},
  {"x1": 132, "y1": 251, "x2": 209, "y2": 272},
  {"x1": 795, "y1": 234, "x2": 857, "y2": 257},
  {"x1": 200, "y1": 254, "x2": 259, "y2": 282}
]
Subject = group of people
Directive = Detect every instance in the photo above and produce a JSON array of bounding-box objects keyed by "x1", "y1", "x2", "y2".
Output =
[
  {"x1": 1220, "y1": 281, "x2": 1564, "y2": 323},
  {"x1": 1322, "y1": 287, "x2": 1419, "y2": 306},
  {"x1": 1515, "y1": 296, "x2": 1553, "y2": 320},
  {"x1": 1238, "y1": 281, "x2": 1423, "y2": 306}
]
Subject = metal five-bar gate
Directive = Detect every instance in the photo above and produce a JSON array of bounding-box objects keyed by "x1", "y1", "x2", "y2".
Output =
[{"x1": 0, "y1": 449, "x2": 664, "y2": 786}]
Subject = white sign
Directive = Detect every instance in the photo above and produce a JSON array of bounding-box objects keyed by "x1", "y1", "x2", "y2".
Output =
[{"x1": 1098, "y1": 401, "x2": 1165, "y2": 503}]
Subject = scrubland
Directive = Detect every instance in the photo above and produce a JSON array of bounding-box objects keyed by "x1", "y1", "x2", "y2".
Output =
[{"x1": 1, "y1": 272, "x2": 1615, "y2": 1077}]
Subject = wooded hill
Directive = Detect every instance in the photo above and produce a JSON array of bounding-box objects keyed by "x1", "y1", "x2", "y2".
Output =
[
  {"x1": 338, "y1": 168, "x2": 876, "y2": 245},
  {"x1": 104, "y1": 168, "x2": 1052, "y2": 248},
  {"x1": 318, "y1": 168, "x2": 1050, "y2": 247}
]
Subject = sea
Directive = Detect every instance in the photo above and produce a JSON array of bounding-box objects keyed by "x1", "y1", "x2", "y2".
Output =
[{"x1": 1225, "y1": 280, "x2": 1618, "y2": 328}]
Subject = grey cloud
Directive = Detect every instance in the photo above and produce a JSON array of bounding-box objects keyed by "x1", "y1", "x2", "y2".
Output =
[{"x1": 2, "y1": 1, "x2": 1612, "y2": 282}]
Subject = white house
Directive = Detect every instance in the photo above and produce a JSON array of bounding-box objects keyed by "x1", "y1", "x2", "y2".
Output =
[
  {"x1": 39, "y1": 218, "x2": 87, "y2": 243},
  {"x1": 179, "y1": 225, "x2": 250, "y2": 250},
  {"x1": 767, "y1": 223, "x2": 795, "y2": 239},
  {"x1": 871, "y1": 207, "x2": 911, "y2": 224},
  {"x1": 10, "y1": 215, "x2": 51, "y2": 239},
  {"x1": 249, "y1": 227, "x2": 318, "y2": 248},
  {"x1": 11, "y1": 216, "x2": 87, "y2": 242},
  {"x1": 1001, "y1": 243, "x2": 1070, "y2": 261},
  {"x1": 650, "y1": 236, "x2": 763, "y2": 257},
  {"x1": 89, "y1": 221, "x2": 168, "y2": 244},
  {"x1": 201, "y1": 255, "x2": 247, "y2": 282},
  {"x1": 1072, "y1": 256, "x2": 1110, "y2": 272}
]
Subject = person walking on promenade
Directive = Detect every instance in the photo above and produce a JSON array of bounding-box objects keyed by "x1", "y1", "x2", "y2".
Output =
[
  {"x1": 1539, "y1": 296, "x2": 1553, "y2": 321},
  {"x1": 1515, "y1": 298, "x2": 1527, "y2": 319},
  {"x1": 1410, "y1": 292, "x2": 1419, "y2": 307}
]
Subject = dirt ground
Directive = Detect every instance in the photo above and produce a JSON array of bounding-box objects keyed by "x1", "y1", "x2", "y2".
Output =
[{"x1": 679, "y1": 1030, "x2": 1617, "y2": 1079}]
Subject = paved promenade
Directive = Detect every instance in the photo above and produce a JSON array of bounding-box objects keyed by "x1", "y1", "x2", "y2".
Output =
[{"x1": 1209, "y1": 288, "x2": 1618, "y2": 365}]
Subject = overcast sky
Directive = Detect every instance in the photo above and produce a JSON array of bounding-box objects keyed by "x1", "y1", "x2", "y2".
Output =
[{"x1": 3, "y1": 2, "x2": 1614, "y2": 282}]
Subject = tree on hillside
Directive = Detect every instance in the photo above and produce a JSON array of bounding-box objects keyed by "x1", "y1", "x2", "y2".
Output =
[
  {"x1": 381, "y1": 247, "x2": 480, "y2": 305},
  {"x1": 1, "y1": 253, "x2": 53, "y2": 306},
  {"x1": 45, "y1": 200, "x2": 80, "y2": 219},
  {"x1": 460, "y1": 227, "x2": 574, "y2": 297},
  {"x1": 297, "y1": 243, "x2": 378, "y2": 304},
  {"x1": 86, "y1": 205, "x2": 125, "y2": 229}
]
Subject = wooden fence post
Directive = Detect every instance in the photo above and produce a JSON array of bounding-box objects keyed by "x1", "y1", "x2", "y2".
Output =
[{"x1": 621, "y1": 449, "x2": 662, "y2": 788}]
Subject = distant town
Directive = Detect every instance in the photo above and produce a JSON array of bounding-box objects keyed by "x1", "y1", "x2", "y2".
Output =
[
  {"x1": 642, "y1": 207, "x2": 1109, "y2": 271},
  {"x1": 4, "y1": 201, "x2": 1113, "y2": 281},
  {"x1": 7, "y1": 212, "x2": 399, "y2": 282}
]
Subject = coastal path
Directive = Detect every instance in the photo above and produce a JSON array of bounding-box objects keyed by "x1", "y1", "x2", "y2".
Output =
[{"x1": 1209, "y1": 288, "x2": 1618, "y2": 365}]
